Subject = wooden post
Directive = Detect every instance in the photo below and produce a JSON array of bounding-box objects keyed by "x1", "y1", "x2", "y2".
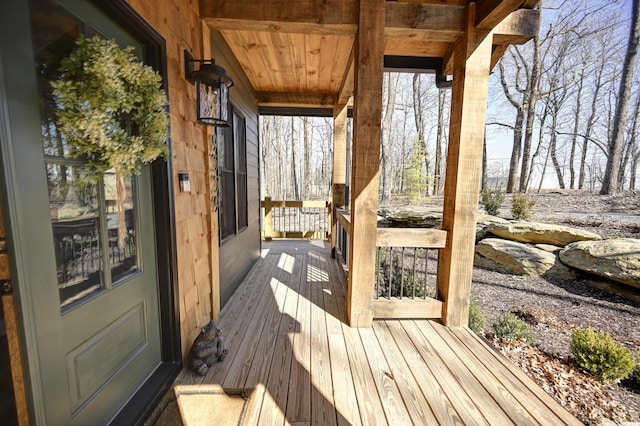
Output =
[
  {"x1": 331, "y1": 102, "x2": 348, "y2": 258},
  {"x1": 437, "y1": 3, "x2": 493, "y2": 327},
  {"x1": 0, "y1": 202, "x2": 29, "y2": 425},
  {"x1": 264, "y1": 196, "x2": 273, "y2": 241},
  {"x1": 347, "y1": 0, "x2": 385, "y2": 327}
]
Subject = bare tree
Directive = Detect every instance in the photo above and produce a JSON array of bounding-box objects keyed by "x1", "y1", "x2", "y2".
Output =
[
  {"x1": 601, "y1": 0, "x2": 640, "y2": 194},
  {"x1": 381, "y1": 72, "x2": 399, "y2": 206},
  {"x1": 434, "y1": 89, "x2": 447, "y2": 194}
]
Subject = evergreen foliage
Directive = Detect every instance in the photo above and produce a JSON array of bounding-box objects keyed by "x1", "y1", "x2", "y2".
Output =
[
  {"x1": 468, "y1": 299, "x2": 487, "y2": 334},
  {"x1": 571, "y1": 328, "x2": 635, "y2": 383},
  {"x1": 491, "y1": 312, "x2": 537, "y2": 344},
  {"x1": 404, "y1": 139, "x2": 429, "y2": 204},
  {"x1": 481, "y1": 188, "x2": 505, "y2": 216},
  {"x1": 511, "y1": 194, "x2": 537, "y2": 220}
]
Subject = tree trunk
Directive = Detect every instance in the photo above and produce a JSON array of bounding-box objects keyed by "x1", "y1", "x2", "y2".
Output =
[
  {"x1": 569, "y1": 70, "x2": 584, "y2": 189},
  {"x1": 482, "y1": 130, "x2": 488, "y2": 190},
  {"x1": 506, "y1": 107, "x2": 524, "y2": 193},
  {"x1": 526, "y1": 101, "x2": 549, "y2": 190},
  {"x1": 380, "y1": 73, "x2": 398, "y2": 206},
  {"x1": 434, "y1": 89, "x2": 446, "y2": 195},
  {"x1": 303, "y1": 116, "x2": 310, "y2": 198},
  {"x1": 519, "y1": 38, "x2": 541, "y2": 193},
  {"x1": 549, "y1": 112, "x2": 565, "y2": 189},
  {"x1": 291, "y1": 117, "x2": 300, "y2": 200},
  {"x1": 630, "y1": 150, "x2": 638, "y2": 190},
  {"x1": 601, "y1": 0, "x2": 640, "y2": 194}
]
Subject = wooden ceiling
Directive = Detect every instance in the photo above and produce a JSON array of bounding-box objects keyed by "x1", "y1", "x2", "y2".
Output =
[{"x1": 200, "y1": 0, "x2": 539, "y2": 113}]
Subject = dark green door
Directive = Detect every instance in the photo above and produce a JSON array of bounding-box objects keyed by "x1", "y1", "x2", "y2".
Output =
[{"x1": 1, "y1": 0, "x2": 163, "y2": 423}]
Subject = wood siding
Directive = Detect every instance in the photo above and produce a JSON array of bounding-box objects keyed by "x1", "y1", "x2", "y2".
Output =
[{"x1": 124, "y1": 0, "x2": 259, "y2": 359}]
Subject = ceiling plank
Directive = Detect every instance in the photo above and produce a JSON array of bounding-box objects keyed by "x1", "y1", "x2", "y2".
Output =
[
  {"x1": 475, "y1": 0, "x2": 525, "y2": 31},
  {"x1": 256, "y1": 91, "x2": 335, "y2": 107}
]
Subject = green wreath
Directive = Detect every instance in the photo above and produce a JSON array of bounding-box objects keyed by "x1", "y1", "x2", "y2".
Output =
[
  {"x1": 51, "y1": 35, "x2": 169, "y2": 181},
  {"x1": 52, "y1": 36, "x2": 169, "y2": 247}
]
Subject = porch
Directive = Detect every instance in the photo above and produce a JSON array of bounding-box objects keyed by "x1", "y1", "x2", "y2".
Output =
[{"x1": 169, "y1": 240, "x2": 579, "y2": 425}]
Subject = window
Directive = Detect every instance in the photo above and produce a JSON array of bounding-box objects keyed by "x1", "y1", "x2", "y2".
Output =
[{"x1": 218, "y1": 105, "x2": 248, "y2": 242}]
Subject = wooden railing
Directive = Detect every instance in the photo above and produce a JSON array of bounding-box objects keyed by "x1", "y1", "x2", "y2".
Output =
[
  {"x1": 334, "y1": 208, "x2": 448, "y2": 320},
  {"x1": 334, "y1": 208, "x2": 351, "y2": 284},
  {"x1": 373, "y1": 228, "x2": 446, "y2": 319},
  {"x1": 261, "y1": 197, "x2": 331, "y2": 240}
]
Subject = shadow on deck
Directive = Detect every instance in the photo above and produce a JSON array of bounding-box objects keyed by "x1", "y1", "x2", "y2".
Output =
[{"x1": 160, "y1": 240, "x2": 580, "y2": 425}]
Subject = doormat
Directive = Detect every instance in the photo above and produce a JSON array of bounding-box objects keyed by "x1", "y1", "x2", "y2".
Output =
[{"x1": 174, "y1": 385, "x2": 252, "y2": 426}]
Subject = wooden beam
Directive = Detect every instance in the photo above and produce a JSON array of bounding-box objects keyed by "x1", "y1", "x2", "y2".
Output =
[
  {"x1": 385, "y1": 2, "x2": 466, "y2": 42},
  {"x1": 443, "y1": 9, "x2": 538, "y2": 76},
  {"x1": 490, "y1": 44, "x2": 509, "y2": 71},
  {"x1": 347, "y1": 0, "x2": 385, "y2": 328},
  {"x1": 493, "y1": 8, "x2": 540, "y2": 44},
  {"x1": 437, "y1": 3, "x2": 493, "y2": 327},
  {"x1": 201, "y1": 0, "x2": 358, "y2": 36},
  {"x1": 336, "y1": 45, "x2": 354, "y2": 107},
  {"x1": 255, "y1": 91, "x2": 334, "y2": 107},
  {"x1": 375, "y1": 228, "x2": 448, "y2": 249},
  {"x1": 476, "y1": 0, "x2": 525, "y2": 31},
  {"x1": 332, "y1": 103, "x2": 348, "y2": 257},
  {"x1": 373, "y1": 298, "x2": 443, "y2": 319}
]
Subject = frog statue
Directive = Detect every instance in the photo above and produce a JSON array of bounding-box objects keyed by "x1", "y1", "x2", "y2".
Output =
[{"x1": 188, "y1": 320, "x2": 228, "y2": 376}]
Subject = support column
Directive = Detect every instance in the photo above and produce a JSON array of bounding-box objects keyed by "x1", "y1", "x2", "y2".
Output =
[
  {"x1": 347, "y1": 0, "x2": 385, "y2": 327},
  {"x1": 331, "y1": 102, "x2": 348, "y2": 258},
  {"x1": 437, "y1": 3, "x2": 493, "y2": 327}
]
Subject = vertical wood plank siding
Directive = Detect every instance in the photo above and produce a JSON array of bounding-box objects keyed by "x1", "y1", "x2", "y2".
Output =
[{"x1": 123, "y1": 0, "x2": 228, "y2": 359}]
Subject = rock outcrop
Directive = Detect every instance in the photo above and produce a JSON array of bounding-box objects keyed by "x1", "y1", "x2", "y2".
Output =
[
  {"x1": 559, "y1": 239, "x2": 640, "y2": 288},
  {"x1": 485, "y1": 221, "x2": 601, "y2": 246},
  {"x1": 475, "y1": 238, "x2": 557, "y2": 277}
]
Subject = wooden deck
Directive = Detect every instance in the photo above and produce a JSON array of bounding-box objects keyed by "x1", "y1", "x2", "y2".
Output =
[{"x1": 173, "y1": 240, "x2": 580, "y2": 425}]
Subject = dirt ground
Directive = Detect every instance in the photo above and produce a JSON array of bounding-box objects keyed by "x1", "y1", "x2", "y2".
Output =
[{"x1": 468, "y1": 191, "x2": 640, "y2": 425}]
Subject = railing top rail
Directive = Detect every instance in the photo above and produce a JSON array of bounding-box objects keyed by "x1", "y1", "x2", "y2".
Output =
[{"x1": 376, "y1": 228, "x2": 447, "y2": 249}]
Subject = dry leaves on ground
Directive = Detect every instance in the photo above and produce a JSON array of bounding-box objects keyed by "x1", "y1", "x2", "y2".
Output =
[{"x1": 494, "y1": 337, "x2": 633, "y2": 425}]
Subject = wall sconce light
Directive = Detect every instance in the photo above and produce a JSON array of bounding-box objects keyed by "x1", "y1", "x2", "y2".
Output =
[{"x1": 184, "y1": 50, "x2": 234, "y2": 127}]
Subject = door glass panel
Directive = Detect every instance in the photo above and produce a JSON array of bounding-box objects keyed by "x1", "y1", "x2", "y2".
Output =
[
  {"x1": 47, "y1": 163, "x2": 103, "y2": 308},
  {"x1": 105, "y1": 172, "x2": 139, "y2": 283},
  {"x1": 31, "y1": 0, "x2": 143, "y2": 310}
]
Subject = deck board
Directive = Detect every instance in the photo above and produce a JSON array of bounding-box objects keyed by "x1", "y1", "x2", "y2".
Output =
[{"x1": 171, "y1": 240, "x2": 580, "y2": 425}]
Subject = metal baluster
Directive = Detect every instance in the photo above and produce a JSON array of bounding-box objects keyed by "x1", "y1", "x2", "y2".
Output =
[
  {"x1": 424, "y1": 248, "x2": 428, "y2": 299},
  {"x1": 400, "y1": 247, "x2": 405, "y2": 299},
  {"x1": 387, "y1": 247, "x2": 392, "y2": 299},
  {"x1": 412, "y1": 247, "x2": 417, "y2": 299},
  {"x1": 375, "y1": 247, "x2": 380, "y2": 299}
]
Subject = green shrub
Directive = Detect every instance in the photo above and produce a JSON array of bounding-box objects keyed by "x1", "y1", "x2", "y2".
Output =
[
  {"x1": 481, "y1": 188, "x2": 505, "y2": 216},
  {"x1": 633, "y1": 353, "x2": 640, "y2": 384},
  {"x1": 570, "y1": 328, "x2": 635, "y2": 383},
  {"x1": 468, "y1": 299, "x2": 486, "y2": 335},
  {"x1": 511, "y1": 194, "x2": 537, "y2": 220},
  {"x1": 491, "y1": 312, "x2": 536, "y2": 344}
]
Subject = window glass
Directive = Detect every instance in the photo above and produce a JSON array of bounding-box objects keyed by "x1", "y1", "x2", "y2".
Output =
[
  {"x1": 31, "y1": 0, "x2": 142, "y2": 310},
  {"x1": 235, "y1": 113, "x2": 248, "y2": 230},
  {"x1": 47, "y1": 162, "x2": 103, "y2": 308}
]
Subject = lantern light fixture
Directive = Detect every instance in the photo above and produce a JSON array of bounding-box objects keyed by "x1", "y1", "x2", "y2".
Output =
[{"x1": 184, "y1": 50, "x2": 234, "y2": 127}]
